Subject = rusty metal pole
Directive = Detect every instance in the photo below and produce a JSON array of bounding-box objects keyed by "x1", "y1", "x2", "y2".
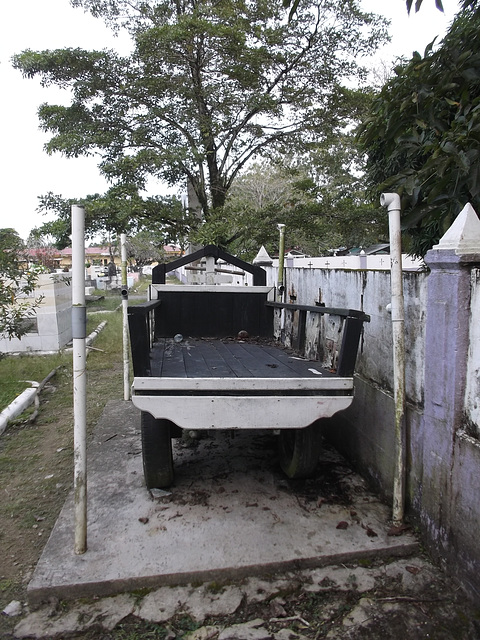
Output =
[{"x1": 381, "y1": 193, "x2": 406, "y2": 525}]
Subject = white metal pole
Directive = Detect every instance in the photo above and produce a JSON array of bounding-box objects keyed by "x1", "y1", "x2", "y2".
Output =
[
  {"x1": 120, "y1": 233, "x2": 130, "y2": 401},
  {"x1": 380, "y1": 193, "x2": 406, "y2": 525},
  {"x1": 71, "y1": 204, "x2": 87, "y2": 554}
]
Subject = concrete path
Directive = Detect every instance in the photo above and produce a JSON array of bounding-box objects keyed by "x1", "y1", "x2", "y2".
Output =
[{"x1": 27, "y1": 400, "x2": 418, "y2": 606}]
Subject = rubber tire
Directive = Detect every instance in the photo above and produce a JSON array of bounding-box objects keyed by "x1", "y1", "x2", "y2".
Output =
[
  {"x1": 278, "y1": 421, "x2": 323, "y2": 479},
  {"x1": 140, "y1": 411, "x2": 174, "y2": 489}
]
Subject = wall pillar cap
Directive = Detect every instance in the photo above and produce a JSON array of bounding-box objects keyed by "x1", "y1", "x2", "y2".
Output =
[
  {"x1": 432, "y1": 203, "x2": 480, "y2": 256},
  {"x1": 253, "y1": 245, "x2": 273, "y2": 266}
]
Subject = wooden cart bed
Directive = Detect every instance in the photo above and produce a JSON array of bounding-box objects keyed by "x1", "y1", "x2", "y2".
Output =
[{"x1": 149, "y1": 338, "x2": 338, "y2": 380}]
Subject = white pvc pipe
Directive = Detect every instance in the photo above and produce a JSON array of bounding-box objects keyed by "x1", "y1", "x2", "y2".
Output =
[
  {"x1": 380, "y1": 192, "x2": 406, "y2": 525},
  {"x1": 0, "y1": 386, "x2": 38, "y2": 436},
  {"x1": 71, "y1": 204, "x2": 88, "y2": 554},
  {"x1": 120, "y1": 233, "x2": 130, "y2": 401}
]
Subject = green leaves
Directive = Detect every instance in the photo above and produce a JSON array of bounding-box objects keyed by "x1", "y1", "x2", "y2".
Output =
[
  {"x1": 0, "y1": 229, "x2": 44, "y2": 342},
  {"x1": 193, "y1": 128, "x2": 385, "y2": 260},
  {"x1": 358, "y1": 4, "x2": 480, "y2": 257},
  {"x1": 12, "y1": 48, "x2": 114, "y2": 89},
  {"x1": 14, "y1": 0, "x2": 388, "y2": 237},
  {"x1": 34, "y1": 189, "x2": 190, "y2": 249}
]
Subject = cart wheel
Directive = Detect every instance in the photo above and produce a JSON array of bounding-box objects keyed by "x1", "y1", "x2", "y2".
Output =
[
  {"x1": 141, "y1": 411, "x2": 174, "y2": 489},
  {"x1": 278, "y1": 422, "x2": 323, "y2": 479}
]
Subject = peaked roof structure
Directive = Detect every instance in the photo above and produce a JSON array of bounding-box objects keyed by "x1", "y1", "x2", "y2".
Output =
[{"x1": 152, "y1": 245, "x2": 267, "y2": 286}]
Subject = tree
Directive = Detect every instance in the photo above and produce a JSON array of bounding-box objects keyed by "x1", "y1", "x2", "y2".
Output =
[
  {"x1": 125, "y1": 229, "x2": 169, "y2": 268},
  {"x1": 0, "y1": 229, "x2": 44, "y2": 342},
  {"x1": 26, "y1": 229, "x2": 59, "y2": 271},
  {"x1": 193, "y1": 162, "x2": 320, "y2": 257},
  {"x1": 33, "y1": 189, "x2": 191, "y2": 249},
  {"x1": 194, "y1": 131, "x2": 386, "y2": 260},
  {"x1": 357, "y1": 4, "x2": 480, "y2": 257},
  {"x1": 13, "y1": 0, "x2": 388, "y2": 231}
]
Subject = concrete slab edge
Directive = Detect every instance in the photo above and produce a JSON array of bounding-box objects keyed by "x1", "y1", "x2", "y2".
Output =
[{"x1": 27, "y1": 541, "x2": 419, "y2": 606}]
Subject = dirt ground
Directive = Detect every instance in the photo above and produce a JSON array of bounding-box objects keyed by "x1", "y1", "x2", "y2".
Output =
[{"x1": 1, "y1": 319, "x2": 480, "y2": 638}]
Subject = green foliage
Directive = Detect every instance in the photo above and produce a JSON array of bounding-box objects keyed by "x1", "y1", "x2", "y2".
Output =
[
  {"x1": 0, "y1": 229, "x2": 44, "y2": 342},
  {"x1": 194, "y1": 129, "x2": 386, "y2": 260},
  {"x1": 33, "y1": 190, "x2": 191, "y2": 249},
  {"x1": 358, "y1": 5, "x2": 480, "y2": 257},
  {"x1": 13, "y1": 0, "x2": 388, "y2": 232},
  {"x1": 125, "y1": 229, "x2": 168, "y2": 267},
  {"x1": 192, "y1": 162, "x2": 322, "y2": 257}
]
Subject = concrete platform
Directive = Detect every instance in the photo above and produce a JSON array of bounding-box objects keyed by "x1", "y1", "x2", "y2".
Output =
[{"x1": 27, "y1": 400, "x2": 418, "y2": 605}]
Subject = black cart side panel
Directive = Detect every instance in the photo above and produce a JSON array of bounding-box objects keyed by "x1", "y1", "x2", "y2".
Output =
[{"x1": 153, "y1": 290, "x2": 273, "y2": 338}]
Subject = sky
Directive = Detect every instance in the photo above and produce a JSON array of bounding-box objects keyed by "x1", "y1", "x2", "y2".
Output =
[{"x1": 0, "y1": 0, "x2": 461, "y2": 241}]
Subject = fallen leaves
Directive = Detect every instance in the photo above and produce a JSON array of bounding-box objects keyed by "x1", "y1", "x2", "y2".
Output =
[{"x1": 387, "y1": 523, "x2": 412, "y2": 537}]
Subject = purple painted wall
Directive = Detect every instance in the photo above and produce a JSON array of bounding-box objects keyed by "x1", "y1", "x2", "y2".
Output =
[
  {"x1": 419, "y1": 247, "x2": 478, "y2": 597},
  {"x1": 263, "y1": 204, "x2": 480, "y2": 602}
]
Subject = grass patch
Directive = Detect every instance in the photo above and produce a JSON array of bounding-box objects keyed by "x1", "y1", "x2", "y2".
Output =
[
  {"x1": 0, "y1": 579, "x2": 14, "y2": 593},
  {"x1": 134, "y1": 275, "x2": 151, "y2": 294},
  {"x1": 0, "y1": 353, "x2": 69, "y2": 413},
  {"x1": 0, "y1": 380, "x2": 30, "y2": 412},
  {"x1": 0, "y1": 301, "x2": 127, "y2": 619},
  {"x1": 86, "y1": 292, "x2": 122, "y2": 312}
]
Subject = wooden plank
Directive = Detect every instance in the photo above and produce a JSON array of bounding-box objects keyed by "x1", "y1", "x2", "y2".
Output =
[
  {"x1": 266, "y1": 300, "x2": 370, "y2": 321},
  {"x1": 209, "y1": 341, "x2": 255, "y2": 377},
  {"x1": 128, "y1": 311, "x2": 151, "y2": 376},
  {"x1": 233, "y1": 342, "x2": 300, "y2": 378},
  {"x1": 134, "y1": 376, "x2": 353, "y2": 392},
  {"x1": 182, "y1": 342, "x2": 214, "y2": 378},
  {"x1": 153, "y1": 290, "x2": 273, "y2": 338},
  {"x1": 159, "y1": 341, "x2": 187, "y2": 378},
  {"x1": 191, "y1": 341, "x2": 238, "y2": 377},
  {"x1": 258, "y1": 344, "x2": 336, "y2": 378},
  {"x1": 150, "y1": 338, "x2": 338, "y2": 380},
  {"x1": 219, "y1": 341, "x2": 275, "y2": 377},
  {"x1": 149, "y1": 340, "x2": 165, "y2": 377},
  {"x1": 151, "y1": 285, "x2": 272, "y2": 294},
  {"x1": 238, "y1": 343, "x2": 299, "y2": 374}
]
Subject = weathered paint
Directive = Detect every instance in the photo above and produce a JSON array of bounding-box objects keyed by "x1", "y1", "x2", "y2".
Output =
[
  {"x1": 264, "y1": 219, "x2": 480, "y2": 600},
  {"x1": 72, "y1": 204, "x2": 88, "y2": 556},
  {"x1": 132, "y1": 395, "x2": 354, "y2": 430},
  {"x1": 465, "y1": 268, "x2": 480, "y2": 436},
  {"x1": 265, "y1": 266, "x2": 427, "y2": 405}
]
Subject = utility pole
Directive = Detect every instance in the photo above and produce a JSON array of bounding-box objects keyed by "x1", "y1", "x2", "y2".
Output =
[{"x1": 72, "y1": 204, "x2": 87, "y2": 554}]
